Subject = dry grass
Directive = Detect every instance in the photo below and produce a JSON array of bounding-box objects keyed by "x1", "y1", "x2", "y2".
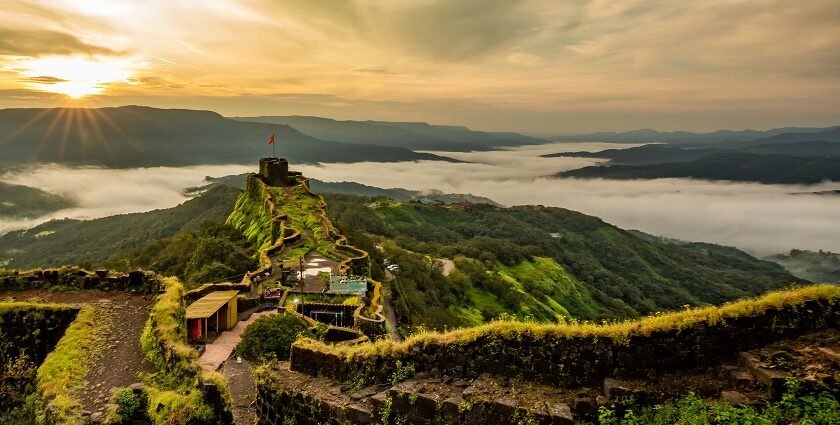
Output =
[{"x1": 295, "y1": 284, "x2": 840, "y2": 360}]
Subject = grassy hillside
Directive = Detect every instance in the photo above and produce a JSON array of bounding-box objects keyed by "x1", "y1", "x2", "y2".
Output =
[
  {"x1": 0, "y1": 185, "x2": 241, "y2": 268},
  {"x1": 325, "y1": 194, "x2": 801, "y2": 329},
  {"x1": 558, "y1": 153, "x2": 840, "y2": 184},
  {"x1": 0, "y1": 106, "x2": 455, "y2": 168},
  {"x1": 0, "y1": 182, "x2": 74, "y2": 218}
]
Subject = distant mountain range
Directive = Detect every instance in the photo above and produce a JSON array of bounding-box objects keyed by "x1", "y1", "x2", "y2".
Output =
[
  {"x1": 0, "y1": 106, "x2": 458, "y2": 168},
  {"x1": 552, "y1": 125, "x2": 840, "y2": 145},
  {"x1": 543, "y1": 140, "x2": 840, "y2": 165},
  {"x1": 232, "y1": 115, "x2": 548, "y2": 152},
  {"x1": 557, "y1": 153, "x2": 840, "y2": 184}
]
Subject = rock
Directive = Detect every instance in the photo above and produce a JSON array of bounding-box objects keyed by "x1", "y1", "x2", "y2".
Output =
[
  {"x1": 738, "y1": 352, "x2": 762, "y2": 372},
  {"x1": 546, "y1": 402, "x2": 574, "y2": 425},
  {"x1": 451, "y1": 379, "x2": 469, "y2": 388},
  {"x1": 493, "y1": 396, "x2": 520, "y2": 417},
  {"x1": 719, "y1": 364, "x2": 739, "y2": 379},
  {"x1": 730, "y1": 370, "x2": 754, "y2": 388},
  {"x1": 574, "y1": 396, "x2": 598, "y2": 417},
  {"x1": 603, "y1": 378, "x2": 632, "y2": 400},
  {"x1": 350, "y1": 392, "x2": 365, "y2": 401},
  {"x1": 720, "y1": 391, "x2": 750, "y2": 407},
  {"x1": 89, "y1": 411, "x2": 104, "y2": 422},
  {"x1": 753, "y1": 368, "x2": 787, "y2": 400},
  {"x1": 345, "y1": 403, "x2": 373, "y2": 423}
]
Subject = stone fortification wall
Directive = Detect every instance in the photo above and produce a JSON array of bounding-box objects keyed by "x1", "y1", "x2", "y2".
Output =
[{"x1": 290, "y1": 290, "x2": 840, "y2": 388}]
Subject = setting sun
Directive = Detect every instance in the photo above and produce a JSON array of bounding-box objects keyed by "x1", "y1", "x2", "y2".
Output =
[{"x1": 20, "y1": 56, "x2": 135, "y2": 99}]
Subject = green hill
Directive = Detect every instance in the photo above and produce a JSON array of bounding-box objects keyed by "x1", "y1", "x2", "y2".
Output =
[{"x1": 325, "y1": 195, "x2": 801, "y2": 329}]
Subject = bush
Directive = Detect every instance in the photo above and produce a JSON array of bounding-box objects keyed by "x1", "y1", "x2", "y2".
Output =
[
  {"x1": 107, "y1": 388, "x2": 146, "y2": 424},
  {"x1": 596, "y1": 382, "x2": 840, "y2": 425},
  {"x1": 237, "y1": 313, "x2": 313, "y2": 363}
]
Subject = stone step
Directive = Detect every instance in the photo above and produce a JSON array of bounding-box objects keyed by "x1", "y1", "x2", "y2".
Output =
[
  {"x1": 257, "y1": 363, "x2": 580, "y2": 425},
  {"x1": 379, "y1": 374, "x2": 575, "y2": 425}
]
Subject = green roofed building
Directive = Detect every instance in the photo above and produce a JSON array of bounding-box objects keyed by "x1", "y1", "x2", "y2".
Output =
[{"x1": 328, "y1": 274, "x2": 367, "y2": 296}]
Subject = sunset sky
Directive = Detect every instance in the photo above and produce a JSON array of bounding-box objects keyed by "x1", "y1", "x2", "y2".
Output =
[{"x1": 1, "y1": 0, "x2": 838, "y2": 133}]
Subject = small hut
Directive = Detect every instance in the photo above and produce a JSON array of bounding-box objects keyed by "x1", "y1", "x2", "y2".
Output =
[{"x1": 186, "y1": 290, "x2": 239, "y2": 342}]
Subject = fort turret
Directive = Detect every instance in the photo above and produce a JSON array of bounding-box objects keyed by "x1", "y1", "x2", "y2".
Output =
[{"x1": 257, "y1": 157, "x2": 300, "y2": 186}]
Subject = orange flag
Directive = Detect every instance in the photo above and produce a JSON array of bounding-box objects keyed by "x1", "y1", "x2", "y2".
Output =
[{"x1": 268, "y1": 133, "x2": 276, "y2": 145}]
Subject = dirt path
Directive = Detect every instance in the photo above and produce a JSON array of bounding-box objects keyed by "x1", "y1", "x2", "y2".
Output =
[
  {"x1": 219, "y1": 356, "x2": 258, "y2": 425},
  {"x1": 382, "y1": 285, "x2": 402, "y2": 342},
  {"x1": 0, "y1": 289, "x2": 155, "y2": 419}
]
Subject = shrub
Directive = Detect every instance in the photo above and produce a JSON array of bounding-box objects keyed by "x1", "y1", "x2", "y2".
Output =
[
  {"x1": 237, "y1": 313, "x2": 313, "y2": 363},
  {"x1": 107, "y1": 388, "x2": 146, "y2": 424}
]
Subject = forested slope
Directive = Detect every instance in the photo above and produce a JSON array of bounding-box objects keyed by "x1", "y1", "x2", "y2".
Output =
[{"x1": 324, "y1": 194, "x2": 801, "y2": 329}]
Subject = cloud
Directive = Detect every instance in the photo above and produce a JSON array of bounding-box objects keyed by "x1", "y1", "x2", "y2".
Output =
[
  {"x1": 0, "y1": 164, "x2": 251, "y2": 235},
  {"x1": 2, "y1": 144, "x2": 840, "y2": 258},
  {"x1": 293, "y1": 143, "x2": 840, "y2": 256},
  {"x1": 17, "y1": 75, "x2": 68, "y2": 84},
  {"x1": 0, "y1": 28, "x2": 120, "y2": 57},
  {"x1": 1, "y1": 0, "x2": 839, "y2": 132}
]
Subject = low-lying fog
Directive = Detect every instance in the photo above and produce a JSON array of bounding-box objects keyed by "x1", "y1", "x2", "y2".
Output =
[
  {"x1": 0, "y1": 164, "x2": 251, "y2": 235},
  {"x1": 2, "y1": 142, "x2": 839, "y2": 257}
]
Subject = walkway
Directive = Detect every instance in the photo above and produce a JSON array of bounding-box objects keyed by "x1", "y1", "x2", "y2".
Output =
[
  {"x1": 382, "y1": 271, "x2": 402, "y2": 341},
  {"x1": 199, "y1": 302, "x2": 282, "y2": 372}
]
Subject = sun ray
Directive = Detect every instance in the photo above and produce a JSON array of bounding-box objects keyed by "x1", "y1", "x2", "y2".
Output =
[
  {"x1": 59, "y1": 108, "x2": 76, "y2": 161},
  {"x1": 82, "y1": 108, "x2": 116, "y2": 164},
  {"x1": 0, "y1": 100, "x2": 64, "y2": 146}
]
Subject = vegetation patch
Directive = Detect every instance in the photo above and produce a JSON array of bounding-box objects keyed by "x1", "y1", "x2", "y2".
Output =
[
  {"x1": 237, "y1": 313, "x2": 314, "y2": 363},
  {"x1": 106, "y1": 223, "x2": 257, "y2": 289},
  {"x1": 138, "y1": 277, "x2": 231, "y2": 424},
  {"x1": 36, "y1": 306, "x2": 110, "y2": 424},
  {"x1": 0, "y1": 302, "x2": 79, "y2": 424},
  {"x1": 594, "y1": 381, "x2": 840, "y2": 425}
]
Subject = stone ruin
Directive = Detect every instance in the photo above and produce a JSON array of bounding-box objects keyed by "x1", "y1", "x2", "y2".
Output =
[{"x1": 258, "y1": 157, "x2": 302, "y2": 187}]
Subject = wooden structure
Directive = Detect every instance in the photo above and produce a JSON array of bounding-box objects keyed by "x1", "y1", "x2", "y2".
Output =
[{"x1": 186, "y1": 290, "x2": 239, "y2": 343}]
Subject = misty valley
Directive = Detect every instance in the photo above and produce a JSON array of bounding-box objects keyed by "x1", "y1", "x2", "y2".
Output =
[{"x1": 1, "y1": 1, "x2": 840, "y2": 421}]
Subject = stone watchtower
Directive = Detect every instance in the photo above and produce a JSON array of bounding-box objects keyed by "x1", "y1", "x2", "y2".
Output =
[{"x1": 258, "y1": 157, "x2": 300, "y2": 187}]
